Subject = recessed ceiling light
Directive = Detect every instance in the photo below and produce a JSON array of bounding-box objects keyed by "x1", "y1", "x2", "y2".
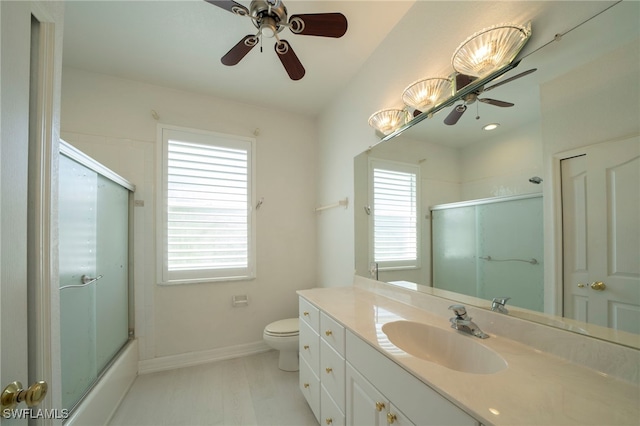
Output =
[{"x1": 483, "y1": 123, "x2": 500, "y2": 131}]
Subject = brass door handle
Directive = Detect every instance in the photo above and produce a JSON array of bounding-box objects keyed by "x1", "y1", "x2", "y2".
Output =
[
  {"x1": 1, "y1": 381, "x2": 48, "y2": 410},
  {"x1": 590, "y1": 281, "x2": 606, "y2": 291}
]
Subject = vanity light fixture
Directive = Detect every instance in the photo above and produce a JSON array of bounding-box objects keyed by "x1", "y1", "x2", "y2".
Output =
[
  {"x1": 452, "y1": 22, "x2": 532, "y2": 78},
  {"x1": 368, "y1": 109, "x2": 409, "y2": 136},
  {"x1": 483, "y1": 123, "x2": 500, "y2": 131},
  {"x1": 402, "y1": 77, "x2": 452, "y2": 113}
]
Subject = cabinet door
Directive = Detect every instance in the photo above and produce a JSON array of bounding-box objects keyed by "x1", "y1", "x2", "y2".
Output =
[
  {"x1": 346, "y1": 363, "x2": 386, "y2": 426},
  {"x1": 388, "y1": 403, "x2": 415, "y2": 426}
]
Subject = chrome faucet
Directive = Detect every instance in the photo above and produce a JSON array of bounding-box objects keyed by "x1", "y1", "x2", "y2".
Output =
[
  {"x1": 491, "y1": 297, "x2": 511, "y2": 314},
  {"x1": 448, "y1": 304, "x2": 489, "y2": 339}
]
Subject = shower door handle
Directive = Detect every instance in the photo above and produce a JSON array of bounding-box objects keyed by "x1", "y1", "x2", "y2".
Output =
[{"x1": 60, "y1": 274, "x2": 103, "y2": 290}]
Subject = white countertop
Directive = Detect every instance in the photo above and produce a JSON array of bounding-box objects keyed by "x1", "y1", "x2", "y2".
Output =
[{"x1": 298, "y1": 287, "x2": 640, "y2": 426}]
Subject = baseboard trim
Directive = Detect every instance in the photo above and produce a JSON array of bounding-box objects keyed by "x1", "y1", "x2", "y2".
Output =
[{"x1": 138, "y1": 341, "x2": 272, "y2": 374}]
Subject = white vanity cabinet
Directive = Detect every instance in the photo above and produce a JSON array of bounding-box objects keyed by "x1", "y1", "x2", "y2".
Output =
[
  {"x1": 299, "y1": 297, "x2": 320, "y2": 420},
  {"x1": 347, "y1": 363, "x2": 414, "y2": 426},
  {"x1": 346, "y1": 330, "x2": 479, "y2": 426},
  {"x1": 299, "y1": 296, "x2": 347, "y2": 425}
]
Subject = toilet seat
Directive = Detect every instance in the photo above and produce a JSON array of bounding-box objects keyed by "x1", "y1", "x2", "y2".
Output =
[{"x1": 264, "y1": 318, "x2": 299, "y2": 337}]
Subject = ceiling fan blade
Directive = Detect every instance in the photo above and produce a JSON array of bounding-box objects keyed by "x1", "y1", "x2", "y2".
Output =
[
  {"x1": 484, "y1": 68, "x2": 537, "y2": 92},
  {"x1": 221, "y1": 35, "x2": 258, "y2": 66},
  {"x1": 288, "y1": 13, "x2": 348, "y2": 38},
  {"x1": 275, "y1": 40, "x2": 305, "y2": 80},
  {"x1": 479, "y1": 98, "x2": 514, "y2": 107},
  {"x1": 444, "y1": 105, "x2": 467, "y2": 125},
  {"x1": 204, "y1": 0, "x2": 250, "y2": 16}
]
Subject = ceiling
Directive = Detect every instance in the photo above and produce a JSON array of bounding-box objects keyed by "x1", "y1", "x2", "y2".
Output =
[
  {"x1": 62, "y1": 0, "x2": 414, "y2": 117},
  {"x1": 62, "y1": 1, "x2": 636, "y2": 143}
]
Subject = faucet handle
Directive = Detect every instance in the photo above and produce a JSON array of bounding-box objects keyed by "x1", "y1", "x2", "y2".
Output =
[
  {"x1": 448, "y1": 304, "x2": 468, "y2": 319},
  {"x1": 491, "y1": 297, "x2": 511, "y2": 313}
]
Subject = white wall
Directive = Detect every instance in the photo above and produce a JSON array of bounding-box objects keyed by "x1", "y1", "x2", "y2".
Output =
[{"x1": 61, "y1": 68, "x2": 318, "y2": 362}]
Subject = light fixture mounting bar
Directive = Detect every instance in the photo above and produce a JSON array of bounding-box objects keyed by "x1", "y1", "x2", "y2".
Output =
[{"x1": 378, "y1": 60, "x2": 521, "y2": 143}]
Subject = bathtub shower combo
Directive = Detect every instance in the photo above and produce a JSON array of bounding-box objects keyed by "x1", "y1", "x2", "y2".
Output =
[{"x1": 58, "y1": 141, "x2": 134, "y2": 414}]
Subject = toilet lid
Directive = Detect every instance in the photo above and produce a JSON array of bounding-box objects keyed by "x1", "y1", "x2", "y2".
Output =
[{"x1": 265, "y1": 318, "x2": 299, "y2": 336}]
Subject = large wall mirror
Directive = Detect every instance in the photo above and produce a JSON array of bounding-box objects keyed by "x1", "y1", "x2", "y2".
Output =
[{"x1": 354, "y1": 2, "x2": 639, "y2": 349}]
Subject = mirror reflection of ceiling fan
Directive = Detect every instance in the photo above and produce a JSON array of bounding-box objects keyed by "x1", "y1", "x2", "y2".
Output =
[
  {"x1": 205, "y1": 0, "x2": 348, "y2": 80},
  {"x1": 443, "y1": 67, "x2": 537, "y2": 125}
]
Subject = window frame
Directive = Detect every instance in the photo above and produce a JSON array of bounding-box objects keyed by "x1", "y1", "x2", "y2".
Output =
[
  {"x1": 368, "y1": 158, "x2": 421, "y2": 271},
  {"x1": 156, "y1": 124, "x2": 256, "y2": 285}
]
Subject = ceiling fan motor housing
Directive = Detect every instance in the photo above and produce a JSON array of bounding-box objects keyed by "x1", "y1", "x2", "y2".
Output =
[{"x1": 250, "y1": 0, "x2": 288, "y2": 35}]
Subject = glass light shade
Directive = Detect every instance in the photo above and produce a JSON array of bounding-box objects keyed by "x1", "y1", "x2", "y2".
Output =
[
  {"x1": 368, "y1": 109, "x2": 408, "y2": 136},
  {"x1": 402, "y1": 78, "x2": 451, "y2": 111},
  {"x1": 452, "y1": 22, "x2": 531, "y2": 78}
]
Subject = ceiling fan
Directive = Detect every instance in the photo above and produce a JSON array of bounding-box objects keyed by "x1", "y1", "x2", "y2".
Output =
[
  {"x1": 205, "y1": 0, "x2": 348, "y2": 80},
  {"x1": 443, "y1": 67, "x2": 537, "y2": 125}
]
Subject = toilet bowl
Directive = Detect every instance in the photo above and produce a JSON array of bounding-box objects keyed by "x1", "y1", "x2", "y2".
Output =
[{"x1": 263, "y1": 318, "x2": 299, "y2": 372}]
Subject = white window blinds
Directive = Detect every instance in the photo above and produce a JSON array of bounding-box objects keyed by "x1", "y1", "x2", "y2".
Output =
[
  {"x1": 370, "y1": 161, "x2": 420, "y2": 270},
  {"x1": 159, "y1": 127, "x2": 255, "y2": 284}
]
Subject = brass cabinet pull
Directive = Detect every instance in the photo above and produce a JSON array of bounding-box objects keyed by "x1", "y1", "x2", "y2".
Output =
[
  {"x1": 577, "y1": 283, "x2": 585, "y2": 288},
  {"x1": 303, "y1": 383, "x2": 310, "y2": 389},
  {"x1": 303, "y1": 345, "x2": 309, "y2": 350},
  {"x1": 325, "y1": 418, "x2": 333, "y2": 425},
  {"x1": 387, "y1": 413, "x2": 397, "y2": 424},
  {"x1": 375, "y1": 401, "x2": 386, "y2": 412},
  {"x1": 590, "y1": 281, "x2": 606, "y2": 291},
  {"x1": 1, "y1": 381, "x2": 48, "y2": 411},
  {"x1": 325, "y1": 367, "x2": 333, "y2": 373},
  {"x1": 325, "y1": 330, "x2": 333, "y2": 336},
  {"x1": 303, "y1": 311, "x2": 309, "y2": 316}
]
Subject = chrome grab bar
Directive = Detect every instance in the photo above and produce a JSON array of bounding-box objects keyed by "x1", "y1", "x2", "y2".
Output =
[{"x1": 59, "y1": 274, "x2": 103, "y2": 291}]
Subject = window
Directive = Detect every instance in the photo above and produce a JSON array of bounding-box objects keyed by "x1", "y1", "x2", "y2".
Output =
[
  {"x1": 369, "y1": 159, "x2": 420, "y2": 270},
  {"x1": 158, "y1": 126, "x2": 255, "y2": 284}
]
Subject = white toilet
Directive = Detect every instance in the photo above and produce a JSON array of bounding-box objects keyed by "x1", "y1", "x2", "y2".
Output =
[{"x1": 263, "y1": 318, "x2": 299, "y2": 371}]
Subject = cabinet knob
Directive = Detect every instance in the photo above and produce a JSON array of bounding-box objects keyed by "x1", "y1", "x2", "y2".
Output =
[
  {"x1": 325, "y1": 367, "x2": 333, "y2": 374},
  {"x1": 375, "y1": 402, "x2": 386, "y2": 412},
  {"x1": 325, "y1": 418, "x2": 333, "y2": 425},
  {"x1": 387, "y1": 413, "x2": 397, "y2": 424},
  {"x1": 303, "y1": 345, "x2": 309, "y2": 350},
  {"x1": 577, "y1": 283, "x2": 585, "y2": 288},
  {"x1": 325, "y1": 330, "x2": 333, "y2": 336},
  {"x1": 303, "y1": 383, "x2": 310, "y2": 389},
  {"x1": 303, "y1": 311, "x2": 309, "y2": 316}
]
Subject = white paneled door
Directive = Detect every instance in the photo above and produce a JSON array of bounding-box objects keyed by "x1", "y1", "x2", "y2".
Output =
[
  {"x1": 1, "y1": 1, "x2": 62, "y2": 421},
  {"x1": 562, "y1": 136, "x2": 640, "y2": 334}
]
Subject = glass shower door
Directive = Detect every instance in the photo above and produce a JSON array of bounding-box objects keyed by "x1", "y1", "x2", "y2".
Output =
[{"x1": 58, "y1": 152, "x2": 131, "y2": 411}]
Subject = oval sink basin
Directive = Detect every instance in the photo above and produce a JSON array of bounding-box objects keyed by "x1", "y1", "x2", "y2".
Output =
[{"x1": 381, "y1": 320, "x2": 507, "y2": 374}]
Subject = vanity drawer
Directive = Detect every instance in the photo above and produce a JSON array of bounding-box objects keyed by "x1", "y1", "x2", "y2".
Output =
[
  {"x1": 321, "y1": 385, "x2": 345, "y2": 426},
  {"x1": 299, "y1": 296, "x2": 320, "y2": 331},
  {"x1": 320, "y1": 311, "x2": 345, "y2": 356},
  {"x1": 299, "y1": 356, "x2": 320, "y2": 423},
  {"x1": 299, "y1": 317, "x2": 320, "y2": 373},
  {"x1": 320, "y1": 339, "x2": 346, "y2": 412},
  {"x1": 346, "y1": 331, "x2": 477, "y2": 426}
]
